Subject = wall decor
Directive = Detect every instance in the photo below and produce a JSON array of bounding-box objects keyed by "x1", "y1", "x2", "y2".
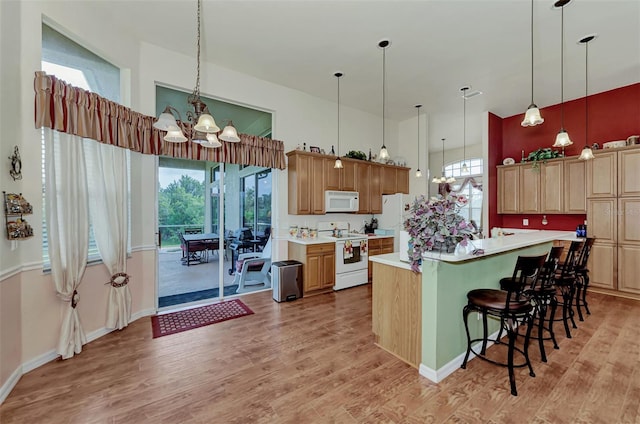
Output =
[
  {"x1": 8, "y1": 145, "x2": 22, "y2": 181},
  {"x1": 3, "y1": 192, "x2": 34, "y2": 239}
]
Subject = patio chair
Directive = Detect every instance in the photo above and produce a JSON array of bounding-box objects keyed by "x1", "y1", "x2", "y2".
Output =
[
  {"x1": 179, "y1": 232, "x2": 208, "y2": 266},
  {"x1": 233, "y1": 237, "x2": 272, "y2": 293}
]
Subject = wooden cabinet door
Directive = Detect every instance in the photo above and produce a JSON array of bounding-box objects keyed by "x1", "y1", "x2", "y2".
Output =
[
  {"x1": 396, "y1": 168, "x2": 410, "y2": 194},
  {"x1": 618, "y1": 244, "x2": 640, "y2": 295},
  {"x1": 587, "y1": 151, "x2": 617, "y2": 198},
  {"x1": 588, "y1": 242, "x2": 617, "y2": 290},
  {"x1": 564, "y1": 158, "x2": 586, "y2": 213},
  {"x1": 288, "y1": 153, "x2": 311, "y2": 214},
  {"x1": 357, "y1": 163, "x2": 371, "y2": 214},
  {"x1": 497, "y1": 166, "x2": 519, "y2": 214},
  {"x1": 311, "y1": 157, "x2": 325, "y2": 214},
  {"x1": 370, "y1": 165, "x2": 382, "y2": 214},
  {"x1": 618, "y1": 198, "x2": 640, "y2": 245},
  {"x1": 587, "y1": 198, "x2": 617, "y2": 243},
  {"x1": 367, "y1": 239, "x2": 382, "y2": 281},
  {"x1": 321, "y1": 252, "x2": 335, "y2": 289},
  {"x1": 541, "y1": 161, "x2": 563, "y2": 213},
  {"x1": 618, "y1": 149, "x2": 640, "y2": 197},
  {"x1": 304, "y1": 253, "x2": 322, "y2": 292},
  {"x1": 381, "y1": 166, "x2": 397, "y2": 194},
  {"x1": 324, "y1": 158, "x2": 341, "y2": 190},
  {"x1": 341, "y1": 160, "x2": 357, "y2": 191},
  {"x1": 519, "y1": 164, "x2": 540, "y2": 213}
]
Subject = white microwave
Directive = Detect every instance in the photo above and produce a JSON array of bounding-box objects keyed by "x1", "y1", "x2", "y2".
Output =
[{"x1": 325, "y1": 190, "x2": 359, "y2": 213}]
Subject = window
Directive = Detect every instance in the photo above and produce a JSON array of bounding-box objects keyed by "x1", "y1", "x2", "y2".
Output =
[
  {"x1": 41, "y1": 23, "x2": 124, "y2": 267},
  {"x1": 445, "y1": 158, "x2": 483, "y2": 231},
  {"x1": 241, "y1": 169, "x2": 272, "y2": 237}
]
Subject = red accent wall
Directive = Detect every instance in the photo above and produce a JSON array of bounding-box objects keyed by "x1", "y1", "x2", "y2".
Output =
[{"x1": 490, "y1": 82, "x2": 640, "y2": 232}]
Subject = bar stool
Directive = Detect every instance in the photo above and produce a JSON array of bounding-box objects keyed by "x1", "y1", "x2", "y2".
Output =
[
  {"x1": 552, "y1": 240, "x2": 584, "y2": 339},
  {"x1": 522, "y1": 246, "x2": 563, "y2": 363},
  {"x1": 574, "y1": 237, "x2": 595, "y2": 321},
  {"x1": 461, "y1": 253, "x2": 547, "y2": 396}
]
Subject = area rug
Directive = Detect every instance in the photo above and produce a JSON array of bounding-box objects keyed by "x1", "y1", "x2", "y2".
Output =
[
  {"x1": 151, "y1": 299, "x2": 254, "y2": 338},
  {"x1": 158, "y1": 285, "x2": 240, "y2": 308}
]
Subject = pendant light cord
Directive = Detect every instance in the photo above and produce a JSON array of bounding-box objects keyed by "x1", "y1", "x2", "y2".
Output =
[
  {"x1": 382, "y1": 46, "x2": 386, "y2": 147},
  {"x1": 463, "y1": 91, "x2": 466, "y2": 164},
  {"x1": 193, "y1": 0, "x2": 202, "y2": 99},
  {"x1": 530, "y1": 0, "x2": 534, "y2": 104},
  {"x1": 337, "y1": 74, "x2": 340, "y2": 156},
  {"x1": 417, "y1": 105, "x2": 420, "y2": 163},
  {"x1": 560, "y1": 5, "x2": 565, "y2": 129},
  {"x1": 585, "y1": 41, "x2": 589, "y2": 146}
]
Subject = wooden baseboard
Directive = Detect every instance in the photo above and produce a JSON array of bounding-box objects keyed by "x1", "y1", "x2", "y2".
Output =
[{"x1": 589, "y1": 287, "x2": 640, "y2": 301}]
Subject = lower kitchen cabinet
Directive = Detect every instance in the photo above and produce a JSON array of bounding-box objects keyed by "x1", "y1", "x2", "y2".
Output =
[
  {"x1": 367, "y1": 237, "x2": 394, "y2": 281},
  {"x1": 588, "y1": 242, "x2": 617, "y2": 290},
  {"x1": 618, "y1": 244, "x2": 640, "y2": 295},
  {"x1": 288, "y1": 242, "x2": 335, "y2": 296}
]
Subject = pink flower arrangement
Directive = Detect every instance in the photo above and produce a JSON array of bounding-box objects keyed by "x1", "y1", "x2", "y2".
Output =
[{"x1": 403, "y1": 194, "x2": 473, "y2": 272}]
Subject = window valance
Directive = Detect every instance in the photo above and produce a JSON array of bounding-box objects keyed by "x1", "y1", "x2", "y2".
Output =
[{"x1": 34, "y1": 71, "x2": 286, "y2": 169}]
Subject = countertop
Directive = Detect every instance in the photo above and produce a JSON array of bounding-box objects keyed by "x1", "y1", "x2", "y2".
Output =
[
  {"x1": 287, "y1": 234, "x2": 394, "y2": 245},
  {"x1": 370, "y1": 230, "x2": 581, "y2": 266}
]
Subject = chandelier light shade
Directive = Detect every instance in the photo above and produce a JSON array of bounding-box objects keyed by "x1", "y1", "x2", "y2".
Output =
[
  {"x1": 334, "y1": 72, "x2": 344, "y2": 169},
  {"x1": 578, "y1": 34, "x2": 597, "y2": 161},
  {"x1": 552, "y1": 0, "x2": 573, "y2": 149},
  {"x1": 432, "y1": 138, "x2": 455, "y2": 184},
  {"x1": 219, "y1": 121, "x2": 241, "y2": 142},
  {"x1": 521, "y1": 0, "x2": 544, "y2": 127},
  {"x1": 415, "y1": 104, "x2": 422, "y2": 178},
  {"x1": 153, "y1": 0, "x2": 224, "y2": 147},
  {"x1": 460, "y1": 86, "x2": 469, "y2": 174},
  {"x1": 378, "y1": 39, "x2": 391, "y2": 161}
]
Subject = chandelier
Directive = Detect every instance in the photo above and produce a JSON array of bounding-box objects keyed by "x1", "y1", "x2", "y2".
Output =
[{"x1": 153, "y1": 0, "x2": 240, "y2": 147}]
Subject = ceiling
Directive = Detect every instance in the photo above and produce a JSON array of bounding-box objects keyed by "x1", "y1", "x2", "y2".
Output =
[{"x1": 81, "y1": 0, "x2": 639, "y2": 150}]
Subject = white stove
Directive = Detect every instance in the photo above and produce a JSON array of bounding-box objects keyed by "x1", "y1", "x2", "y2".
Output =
[{"x1": 318, "y1": 222, "x2": 369, "y2": 291}]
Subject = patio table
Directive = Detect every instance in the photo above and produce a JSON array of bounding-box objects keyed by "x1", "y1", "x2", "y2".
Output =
[{"x1": 182, "y1": 233, "x2": 219, "y2": 266}]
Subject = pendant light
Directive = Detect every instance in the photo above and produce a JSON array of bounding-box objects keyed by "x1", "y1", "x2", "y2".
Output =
[
  {"x1": 153, "y1": 0, "x2": 221, "y2": 146},
  {"x1": 432, "y1": 138, "x2": 456, "y2": 184},
  {"x1": 578, "y1": 34, "x2": 597, "y2": 161},
  {"x1": 552, "y1": 0, "x2": 573, "y2": 149},
  {"x1": 521, "y1": 0, "x2": 544, "y2": 127},
  {"x1": 334, "y1": 72, "x2": 344, "y2": 169},
  {"x1": 378, "y1": 39, "x2": 390, "y2": 161},
  {"x1": 219, "y1": 120, "x2": 241, "y2": 143},
  {"x1": 460, "y1": 86, "x2": 469, "y2": 173},
  {"x1": 415, "y1": 104, "x2": 423, "y2": 178}
]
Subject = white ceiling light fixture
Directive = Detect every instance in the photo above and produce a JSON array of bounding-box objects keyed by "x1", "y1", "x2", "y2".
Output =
[
  {"x1": 219, "y1": 120, "x2": 241, "y2": 142},
  {"x1": 415, "y1": 104, "x2": 423, "y2": 178},
  {"x1": 578, "y1": 34, "x2": 598, "y2": 161},
  {"x1": 432, "y1": 138, "x2": 456, "y2": 184},
  {"x1": 460, "y1": 86, "x2": 470, "y2": 174},
  {"x1": 552, "y1": 0, "x2": 573, "y2": 150},
  {"x1": 153, "y1": 0, "x2": 222, "y2": 146},
  {"x1": 521, "y1": 0, "x2": 544, "y2": 127},
  {"x1": 378, "y1": 39, "x2": 391, "y2": 161},
  {"x1": 334, "y1": 72, "x2": 344, "y2": 169}
]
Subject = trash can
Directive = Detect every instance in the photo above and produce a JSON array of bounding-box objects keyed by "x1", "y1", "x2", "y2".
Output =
[{"x1": 271, "y1": 260, "x2": 303, "y2": 302}]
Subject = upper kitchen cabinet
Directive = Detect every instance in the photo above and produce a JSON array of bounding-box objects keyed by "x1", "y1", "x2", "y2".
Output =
[
  {"x1": 563, "y1": 158, "x2": 586, "y2": 213},
  {"x1": 587, "y1": 150, "x2": 617, "y2": 198},
  {"x1": 497, "y1": 165, "x2": 519, "y2": 214},
  {"x1": 540, "y1": 161, "x2": 564, "y2": 214},
  {"x1": 381, "y1": 165, "x2": 410, "y2": 195},
  {"x1": 520, "y1": 163, "x2": 540, "y2": 213},
  {"x1": 326, "y1": 158, "x2": 357, "y2": 191},
  {"x1": 287, "y1": 151, "x2": 324, "y2": 214},
  {"x1": 618, "y1": 148, "x2": 640, "y2": 197},
  {"x1": 287, "y1": 150, "x2": 407, "y2": 215}
]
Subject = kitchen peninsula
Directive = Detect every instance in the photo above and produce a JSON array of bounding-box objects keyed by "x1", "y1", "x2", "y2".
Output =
[{"x1": 370, "y1": 230, "x2": 577, "y2": 383}]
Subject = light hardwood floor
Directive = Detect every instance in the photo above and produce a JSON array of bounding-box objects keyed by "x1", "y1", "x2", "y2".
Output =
[{"x1": 1, "y1": 286, "x2": 639, "y2": 423}]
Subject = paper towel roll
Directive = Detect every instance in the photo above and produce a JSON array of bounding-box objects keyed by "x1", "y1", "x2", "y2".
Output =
[{"x1": 399, "y1": 230, "x2": 410, "y2": 262}]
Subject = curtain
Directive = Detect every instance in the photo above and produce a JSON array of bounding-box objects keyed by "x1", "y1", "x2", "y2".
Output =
[
  {"x1": 34, "y1": 71, "x2": 286, "y2": 169},
  {"x1": 44, "y1": 128, "x2": 89, "y2": 359},
  {"x1": 84, "y1": 140, "x2": 131, "y2": 330}
]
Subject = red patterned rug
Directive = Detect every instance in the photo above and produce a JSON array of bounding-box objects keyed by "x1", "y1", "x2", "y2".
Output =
[{"x1": 151, "y1": 299, "x2": 254, "y2": 338}]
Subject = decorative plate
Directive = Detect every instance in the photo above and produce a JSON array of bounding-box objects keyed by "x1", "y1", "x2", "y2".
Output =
[{"x1": 502, "y1": 157, "x2": 515, "y2": 165}]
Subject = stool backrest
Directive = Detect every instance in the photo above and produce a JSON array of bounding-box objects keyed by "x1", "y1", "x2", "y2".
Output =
[
  {"x1": 557, "y1": 240, "x2": 584, "y2": 280},
  {"x1": 576, "y1": 237, "x2": 595, "y2": 271},
  {"x1": 534, "y1": 246, "x2": 564, "y2": 290},
  {"x1": 504, "y1": 254, "x2": 547, "y2": 307}
]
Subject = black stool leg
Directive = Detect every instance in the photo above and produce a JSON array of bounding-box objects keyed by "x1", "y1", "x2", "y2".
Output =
[
  {"x1": 461, "y1": 304, "x2": 473, "y2": 369},
  {"x1": 575, "y1": 276, "x2": 585, "y2": 322},
  {"x1": 506, "y1": 319, "x2": 518, "y2": 396},
  {"x1": 536, "y1": 301, "x2": 547, "y2": 363},
  {"x1": 548, "y1": 297, "x2": 559, "y2": 349},
  {"x1": 523, "y1": 314, "x2": 536, "y2": 378},
  {"x1": 583, "y1": 274, "x2": 591, "y2": 315},
  {"x1": 561, "y1": 289, "x2": 572, "y2": 339},
  {"x1": 481, "y1": 311, "x2": 489, "y2": 354}
]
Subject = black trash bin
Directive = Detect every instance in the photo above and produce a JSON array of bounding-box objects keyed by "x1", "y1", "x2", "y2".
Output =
[{"x1": 271, "y1": 260, "x2": 303, "y2": 302}]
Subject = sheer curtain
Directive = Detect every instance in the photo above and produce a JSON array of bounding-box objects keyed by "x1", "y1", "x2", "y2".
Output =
[
  {"x1": 84, "y1": 140, "x2": 131, "y2": 330},
  {"x1": 44, "y1": 128, "x2": 89, "y2": 359}
]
